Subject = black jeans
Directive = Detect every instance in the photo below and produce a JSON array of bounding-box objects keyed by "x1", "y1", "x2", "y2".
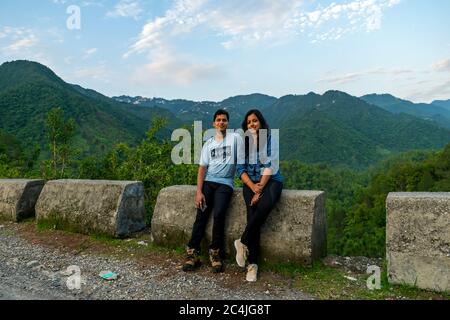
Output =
[
  {"x1": 188, "y1": 181, "x2": 233, "y2": 254},
  {"x1": 241, "y1": 179, "x2": 283, "y2": 264}
]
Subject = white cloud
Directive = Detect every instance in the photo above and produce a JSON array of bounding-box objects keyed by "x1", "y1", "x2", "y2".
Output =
[
  {"x1": 130, "y1": 47, "x2": 221, "y2": 85},
  {"x1": 206, "y1": 0, "x2": 303, "y2": 48},
  {"x1": 294, "y1": 0, "x2": 403, "y2": 42},
  {"x1": 64, "y1": 56, "x2": 75, "y2": 64},
  {"x1": 317, "y1": 67, "x2": 414, "y2": 84},
  {"x1": 432, "y1": 58, "x2": 450, "y2": 73},
  {"x1": 72, "y1": 65, "x2": 111, "y2": 83},
  {"x1": 406, "y1": 79, "x2": 450, "y2": 103},
  {"x1": 124, "y1": 0, "x2": 208, "y2": 58},
  {"x1": 124, "y1": 0, "x2": 307, "y2": 57},
  {"x1": 82, "y1": 48, "x2": 98, "y2": 60},
  {"x1": 81, "y1": 1, "x2": 105, "y2": 7},
  {"x1": 0, "y1": 27, "x2": 39, "y2": 55},
  {"x1": 47, "y1": 28, "x2": 65, "y2": 44},
  {"x1": 316, "y1": 62, "x2": 448, "y2": 103},
  {"x1": 125, "y1": 0, "x2": 402, "y2": 58},
  {"x1": 123, "y1": 0, "x2": 401, "y2": 86},
  {"x1": 51, "y1": 0, "x2": 104, "y2": 6},
  {"x1": 387, "y1": 0, "x2": 401, "y2": 7},
  {"x1": 107, "y1": 0, "x2": 143, "y2": 20},
  {"x1": 4, "y1": 37, "x2": 38, "y2": 51},
  {"x1": 317, "y1": 72, "x2": 363, "y2": 84}
]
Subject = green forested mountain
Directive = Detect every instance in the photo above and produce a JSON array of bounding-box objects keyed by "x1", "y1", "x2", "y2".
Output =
[
  {"x1": 113, "y1": 93, "x2": 277, "y2": 128},
  {"x1": 0, "y1": 128, "x2": 30, "y2": 177},
  {"x1": 281, "y1": 142, "x2": 450, "y2": 258},
  {"x1": 361, "y1": 93, "x2": 450, "y2": 129},
  {"x1": 0, "y1": 60, "x2": 180, "y2": 157},
  {"x1": 432, "y1": 99, "x2": 450, "y2": 111},
  {"x1": 116, "y1": 90, "x2": 450, "y2": 169},
  {"x1": 2, "y1": 60, "x2": 450, "y2": 170},
  {"x1": 336, "y1": 143, "x2": 450, "y2": 257},
  {"x1": 265, "y1": 91, "x2": 450, "y2": 168},
  {"x1": 0, "y1": 129, "x2": 23, "y2": 161}
]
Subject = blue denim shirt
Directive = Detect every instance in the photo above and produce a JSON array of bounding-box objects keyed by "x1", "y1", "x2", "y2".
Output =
[{"x1": 236, "y1": 133, "x2": 283, "y2": 183}]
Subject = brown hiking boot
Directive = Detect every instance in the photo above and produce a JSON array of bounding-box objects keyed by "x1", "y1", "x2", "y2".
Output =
[
  {"x1": 182, "y1": 248, "x2": 200, "y2": 272},
  {"x1": 209, "y1": 248, "x2": 224, "y2": 273}
]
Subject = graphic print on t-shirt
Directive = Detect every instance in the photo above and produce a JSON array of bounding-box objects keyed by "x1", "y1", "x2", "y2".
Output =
[{"x1": 211, "y1": 146, "x2": 232, "y2": 161}]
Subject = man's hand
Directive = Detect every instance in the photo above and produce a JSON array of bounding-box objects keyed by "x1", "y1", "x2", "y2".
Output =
[{"x1": 195, "y1": 192, "x2": 206, "y2": 209}]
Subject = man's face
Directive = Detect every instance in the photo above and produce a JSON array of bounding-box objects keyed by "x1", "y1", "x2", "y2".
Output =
[{"x1": 213, "y1": 114, "x2": 228, "y2": 132}]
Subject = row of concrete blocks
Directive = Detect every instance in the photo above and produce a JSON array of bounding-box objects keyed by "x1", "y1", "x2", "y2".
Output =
[
  {"x1": 0, "y1": 179, "x2": 145, "y2": 237},
  {"x1": 0, "y1": 179, "x2": 449, "y2": 293}
]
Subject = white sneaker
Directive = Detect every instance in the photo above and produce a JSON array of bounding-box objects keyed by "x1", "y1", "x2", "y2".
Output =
[
  {"x1": 234, "y1": 239, "x2": 248, "y2": 267},
  {"x1": 246, "y1": 264, "x2": 258, "y2": 282}
]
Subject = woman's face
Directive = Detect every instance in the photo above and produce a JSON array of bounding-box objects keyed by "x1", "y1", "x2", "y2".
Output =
[{"x1": 246, "y1": 113, "x2": 261, "y2": 132}]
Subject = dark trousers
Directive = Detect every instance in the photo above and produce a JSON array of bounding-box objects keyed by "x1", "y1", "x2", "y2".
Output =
[
  {"x1": 241, "y1": 180, "x2": 283, "y2": 264},
  {"x1": 188, "y1": 181, "x2": 233, "y2": 254}
]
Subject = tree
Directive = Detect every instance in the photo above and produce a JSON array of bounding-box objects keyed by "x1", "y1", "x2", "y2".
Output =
[
  {"x1": 100, "y1": 118, "x2": 198, "y2": 223},
  {"x1": 43, "y1": 108, "x2": 76, "y2": 178}
]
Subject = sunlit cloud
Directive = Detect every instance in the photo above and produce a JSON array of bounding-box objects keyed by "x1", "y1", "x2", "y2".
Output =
[
  {"x1": 125, "y1": 0, "x2": 402, "y2": 58},
  {"x1": 72, "y1": 64, "x2": 111, "y2": 83},
  {"x1": 82, "y1": 48, "x2": 98, "y2": 60},
  {"x1": 107, "y1": 0, "x2": 143, "y2": 20},
  {"x1": 316, "y1": 67, "x2": 414, "y2": 84},
  {"x1": 130, "y1": 47, "x2": 222, "y2": 86},
  {"x1": 432, "y1": 58, "x2": 450, "y2": 73},
  {"x1": 406, "y1": 79, "x2": 450, "y2": 103},
  {"x1": 0, "y1": 27, "x2": 39, "y2": 55}
]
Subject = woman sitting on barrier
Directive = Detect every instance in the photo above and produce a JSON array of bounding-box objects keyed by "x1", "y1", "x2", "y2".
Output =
[{"x1": 234, "y1": 109, "x2": 284, "y2": 282}]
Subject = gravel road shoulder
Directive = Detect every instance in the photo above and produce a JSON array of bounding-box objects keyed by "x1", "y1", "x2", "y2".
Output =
[{"x1": 0, "y1": 222, "x2": 313, "y2": 300}]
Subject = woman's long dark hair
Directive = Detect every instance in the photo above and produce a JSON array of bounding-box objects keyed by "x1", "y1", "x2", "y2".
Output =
[{"x1": 241, "y1": 109, "x2": 269, "y2": 160}]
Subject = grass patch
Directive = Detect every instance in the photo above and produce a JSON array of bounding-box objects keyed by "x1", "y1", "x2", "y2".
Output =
[
  {"x1": 36, "y1": 217, "x2": 87, "y2": 235},
  {"x1": 261, "y1": 260, "x2": 450, "y2": 300},
  {"x1": 36, "y1": 219, "x2": 57, "y2": 232},
  {"x1": 90, "y1": 232, "x2": 186, "y2": 258},
  {"x1": 19, "y1": 217, "x2": 36, "y2": 224},
  {"x1": 0, "y1": 215, "x2": 14, "y2": 223},
  {"x1": 89, "y1": 233, "x2": 123, "y2": 246}
]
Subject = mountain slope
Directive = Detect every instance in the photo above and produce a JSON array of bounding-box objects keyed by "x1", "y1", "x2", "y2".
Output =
[
  {"x1": 264, "y1": 90, "x2": 450, "y2": 168},
  {"x1": 115, "y1": 90, "x2": 450, "y2": 169},
  {"x1": 0, "y1": 60, "x2": 179, "y2": 156},
  {"x1": 361, "y1": 94, "x2": 450, "y2": 129},
  {"x1": 2, "y1": 60, "x2": 449, "y2": 169},
  {"x1": 432, "y1": 99, "x2": 450, "y2": 111}
]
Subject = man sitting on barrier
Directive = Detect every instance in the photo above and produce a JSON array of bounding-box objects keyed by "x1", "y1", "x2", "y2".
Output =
[{"x1": 183, "y1": 109, "x2": 243, "y2": 273}]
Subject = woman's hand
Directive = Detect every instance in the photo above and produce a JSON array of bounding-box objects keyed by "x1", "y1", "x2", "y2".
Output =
[
  {"x1": 250, "y1": 182, "x2": 266, "y2": 206},
  {"x1": 250, "y1": 193, "x2": 261, "y2": 206},
  {"x1": 256, "y1": 182, "x2": 265, "y2": 191},
  {"x1": 251, "y1": 182, "x2": 263, "y2": 194},
  {"x1": 195, "y1": 192, "x2": 206, "y2": 209}
]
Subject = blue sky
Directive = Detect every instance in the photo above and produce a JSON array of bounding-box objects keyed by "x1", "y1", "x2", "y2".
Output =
[{"x1": 0, "y1": 0, "x2": 449, "y2": 103}]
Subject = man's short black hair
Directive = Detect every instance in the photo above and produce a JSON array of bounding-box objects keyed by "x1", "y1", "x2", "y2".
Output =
[{"x1": 213, "y1": 109, "x2": 229, "y2": 122}]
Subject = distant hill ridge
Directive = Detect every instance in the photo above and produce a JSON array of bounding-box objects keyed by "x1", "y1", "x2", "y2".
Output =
[
  {"x1": 1, "y1": 60, "x2": 449, "y2": 169},
  {"x1": 361, "y1": 93, "x2": 450, "y2": 129},
  {"x1": 115, "y1": 90, "x2": 450, "y2": 168}
]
